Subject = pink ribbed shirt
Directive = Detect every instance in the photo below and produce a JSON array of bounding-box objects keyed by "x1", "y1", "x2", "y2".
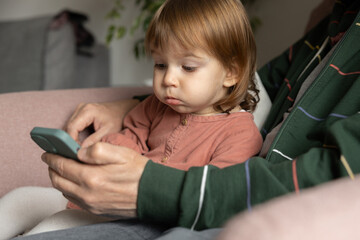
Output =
[{"x1": 102, "y1": 95, "x2": 262, "y2": 170}]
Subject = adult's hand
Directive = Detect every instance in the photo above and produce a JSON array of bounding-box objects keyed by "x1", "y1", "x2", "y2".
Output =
[
  {"x1": 42, "y1": 143, "x2": 149, "y2": 218},
  {"x1": 65, "y1": 99, "x2": 139, "y2": 148}
]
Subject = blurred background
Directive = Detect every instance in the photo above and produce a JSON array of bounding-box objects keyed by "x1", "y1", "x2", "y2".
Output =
[{"x1": 0, "y1": 0, "x2": 322, "y2": 92}]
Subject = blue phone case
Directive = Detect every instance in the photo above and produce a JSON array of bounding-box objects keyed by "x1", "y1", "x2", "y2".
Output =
[{"x1": 30, "y1": 127, "x2": 80, "y2": 160}]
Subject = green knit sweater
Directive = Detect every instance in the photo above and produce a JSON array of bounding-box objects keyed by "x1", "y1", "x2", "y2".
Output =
[{"x1": 137, "y1": 2, "x2": 360, "y2": 230}]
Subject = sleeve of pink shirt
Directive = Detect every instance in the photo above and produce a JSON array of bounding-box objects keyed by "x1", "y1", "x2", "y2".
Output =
[
  {"x1": 102, "y1": 95, "x2": 160, "y2": 154},
  {"x1": 209, "y1": 119, "x2": 263, "y2": 169}
]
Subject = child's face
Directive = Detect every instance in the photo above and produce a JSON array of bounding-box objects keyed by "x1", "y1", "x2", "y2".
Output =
[{"x1": 151, "y1": 41, "x2": 235, "y2": 116}]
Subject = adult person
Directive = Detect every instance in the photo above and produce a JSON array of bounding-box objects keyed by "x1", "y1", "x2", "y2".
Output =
[{"x1": 14, "y1": 0, "x2": 360, "y2": 239}]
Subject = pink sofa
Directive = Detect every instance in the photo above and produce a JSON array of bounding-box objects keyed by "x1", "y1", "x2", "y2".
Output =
[
  {"x1": 0, "y1": 87, "x2": 152, "y2": 197},
  {"x1": 218, "y1": 175, "x2": 360, "y2": 240},
  {"x1": 0, "y1": 87, "x2": 358, "y2": 239}
]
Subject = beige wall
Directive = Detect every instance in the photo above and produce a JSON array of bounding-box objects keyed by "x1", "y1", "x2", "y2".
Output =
[
  {"x1": 0, "y1": 0, "x2": 323, "y2": 86},
  {"x1": 248, "y1": 0, "x2": 323, "y2": 67}
]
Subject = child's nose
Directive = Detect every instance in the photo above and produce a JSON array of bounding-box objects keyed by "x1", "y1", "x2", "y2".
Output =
[{"x1": 163, "y1": 69, "x2": 178, "y2": 87}]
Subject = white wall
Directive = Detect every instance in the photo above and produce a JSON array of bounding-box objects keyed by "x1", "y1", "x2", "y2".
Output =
[
  {"x1": 0, "y1": 0, "x2": 113, "y2": 43},
  {"x1": 0, "y1": 0, "x2": 153, "y2": 86},
  {"x1": 0, "y1": 0, "x2": 323, "y2": 86}
]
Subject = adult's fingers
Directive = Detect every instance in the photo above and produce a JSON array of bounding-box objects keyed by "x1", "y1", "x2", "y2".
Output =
[
  {"x1": 77, "y1": 142, "x2": 135, "y2": 165},
  {"x1": 42, "y1": 153, "x2": 87, "y2": 185},
  {"x1": 78, "y1": 142, "x2": 137, "y2": 165},
  {"x1": 47, "y1": 167, "x2": 84, "y2": 202},
  {"x1": 42, "y1": 146, "x2": 147, "y2": 217}
]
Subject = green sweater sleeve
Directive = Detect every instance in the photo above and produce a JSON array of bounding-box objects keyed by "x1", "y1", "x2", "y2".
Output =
[{"x1": 137, "y1": 113, "x2": 360, "y2": 230}]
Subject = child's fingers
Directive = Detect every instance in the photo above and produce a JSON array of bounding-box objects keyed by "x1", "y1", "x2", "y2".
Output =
[
  {"x1": 81, "y1": 128, "x2": 111, "y2": 148},
  {"x1": 65, "y1": 103, "x2": 96, "y2": 143}
]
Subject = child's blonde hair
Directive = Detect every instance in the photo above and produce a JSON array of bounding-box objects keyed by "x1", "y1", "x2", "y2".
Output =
[{"x1": 145, "y1": 0, "x2": 258, "y2": 113}]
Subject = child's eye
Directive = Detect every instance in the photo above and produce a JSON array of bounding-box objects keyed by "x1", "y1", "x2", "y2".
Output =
[
  {"x1": 154, "y1": 63, "x2": 167, "y2": 70},
  {"x1": 182, "y1": 65, "x2": 196, "y2": 72}
]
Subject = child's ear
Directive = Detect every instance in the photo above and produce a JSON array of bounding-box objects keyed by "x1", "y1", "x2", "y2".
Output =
[{"x1": 223, "y1": 67, "x2": 239, "y2": 88}]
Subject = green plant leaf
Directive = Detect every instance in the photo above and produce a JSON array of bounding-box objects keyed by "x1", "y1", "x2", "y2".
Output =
[
  {"x1": 106, "y1": 33, "x2": 114, "y2": 45},
  {"x1": 115, "y1": 0, "x2": 124, "y2": 9},
  {"x1": 142, "y1": 15, "x2": 153, "y2": 32},
  {"x1": 134, "y1": 38, "x2": 145, "y2": 59},
  {"x1": 116, "y1": 26, "x2": 127, "y2": 39},
  {"x1": 146, "y1": 0, "x2": 164, "y2": 13},
  {"x1": 106, "y1": 25, "x2": 116, "y2": 45},
  {"x1": 105, "y1": 8, "x2": 121, "y2": 20},
  {"x1": 130, "y1": 14, "x2": 144, "y2": 35}
]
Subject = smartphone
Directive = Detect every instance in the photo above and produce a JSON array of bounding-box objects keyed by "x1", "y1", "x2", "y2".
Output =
[{"x1": 30, "y1": 127, "x2": 80, "y2": 160}]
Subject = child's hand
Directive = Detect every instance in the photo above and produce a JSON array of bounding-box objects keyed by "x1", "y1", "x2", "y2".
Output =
[{"x1": 65, "y1": 99, "x2": 139, "y2": 148}]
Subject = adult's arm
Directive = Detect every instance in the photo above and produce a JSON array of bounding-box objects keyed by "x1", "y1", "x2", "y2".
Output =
[{"x1": 137, "y1": 113, "x2": 360, "y2": 230}]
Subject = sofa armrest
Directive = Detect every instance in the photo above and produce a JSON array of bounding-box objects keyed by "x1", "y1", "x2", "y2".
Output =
[
  {"x1": 219, "y1": 176, "x2": 360, "y2": 240},
  {"x1": 0, "y1": 87, "x2": 152, "y2": 197}
]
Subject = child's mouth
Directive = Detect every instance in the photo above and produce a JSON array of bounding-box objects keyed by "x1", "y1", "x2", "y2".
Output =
[{"x1": 165, "y1": 97, "x2": 181, "y2": 105}]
